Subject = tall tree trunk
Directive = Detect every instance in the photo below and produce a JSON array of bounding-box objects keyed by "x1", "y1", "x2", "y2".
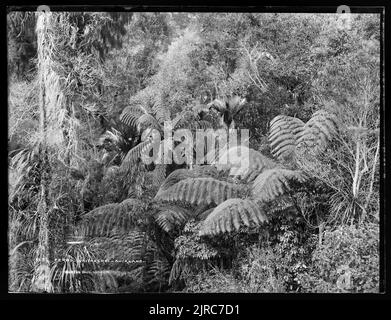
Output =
[{"x1": 31, "y1": 12, "x2": 53, "y2": 293}]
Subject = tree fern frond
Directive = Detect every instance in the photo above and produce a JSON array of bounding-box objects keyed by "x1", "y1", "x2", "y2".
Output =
[
  {"x1": 192, "y1": 165, "x2": 220, "y2": 177},
  {"x1": 89, "y1": 231, "x2": 147, "y2": 261},
  {"x1": 252, "y1": 169, "x2": 307, "y2": 202},
  {"x1": 168, "y1": 258, "x2": 184, "y2": 285},
  {"x1": 152, "y1": 94, "x2": 170, "y2": 124},
  {"x1": 271, "y1": 137, "x2": 297, "y2": 159},
  {"x1": 156, "y1": 166, "x2": 219, "y2": 197},
  {"x1": 266, "y1": 196, "x2": 296, "y2": 215},
  {"x1": 269, "y1": 115, "x2": 305, "y2": 160},
  {"x1": 297, "y1": 110, "x2": 339, "y2": 151},
  {"x1": 155, "y1": 205, "x2": 191, "y2": 232},
  {"x1": 196, "y1": 207, "x2": 214, "y2": 220},
  {"x1": 145, "y1": 258, "x2": 170, "y2": 287},
  {"x1": 137, "y1": 113, "x2": 162, "y2": 132},
  {"x1": 155, "y1": 177, "x2": 240, "y2": 206},
  {"x1": 215, "y1": 146, "x2": 277, "y2": 181},
  {"x1": 269, "y1": 115, "x2": 304, "y2": 132},
  {"x1": 155, "y1": 169, "x2": 193, "y2": 196},
  {"x1": 120, "y1": 138, "x2": 153, "y2": 173},
  {"x1": 199, "y1": 198, "x2": 268, "y2": 236},
  {"x1": 152, "y1": 164, "x2": 166, "y2": 187},
  {"x1": 79, "y1": 198, "x2": 148, "y2": 236},
  {"x1": 119, "y1": 104, "x2": 145, "y2": 128}
]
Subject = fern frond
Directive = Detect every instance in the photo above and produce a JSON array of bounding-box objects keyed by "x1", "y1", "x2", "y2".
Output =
[
  {"x1": 266, "y1": 196, "x2": 296, "y2": 215},
  {"x1": 152, "y1": 94, "x2": 170, "y2": 124},
  {"x1": 297, "y1": 110, "x2": 339, "y2": 151},
  {"x1": 120, "y1": 138, "x2": 153, "y2": 173},
  {"x1": 89, "y1": 231, "x2": 146, "y2": 261},
  {"x1": 146, "y1": 258, "x2": 170, "y2": 287},
  {"x1": 269, "y1": 115, "x2": 305, "y2": 160},
  {"x1": 196, "y1": 207, "x2": 214, "y2": 220},
  {"x1": 156, "y1": 166, "x2": 219, "y2": 197},
  {"x1": 168, "y1": 258, "x2": 184, "y2": 285},
  {"x1": 137, "y1": 113, "x2": 162, "y2": 132},
  {"x1": 192, "y1": 165, "x2": 220, "y2": 177},
  {"x1": 199, "y1": 198, "x2": 268, "y2": 236},
  {"x1": 119, "y1": 104, "x2": 145, "y2": 128},
  {"x1": 251, "y1": 169, "x2": 307, "y2": 202},
  {"x1": 155, "y1": 177, "x2": 240, "y2": 206},
  {"x1": 79, "y1": 198, "x2": 148, "y2": 236},
  {"x1": 215, "y1": 146, "x2": 277, "y2": 182},
  {"x1": 152, "y1": 164, "x2": 166, "y2": 186},
  {"x1": 155, "y1": 205, "x2": 191, "y2": 232}
]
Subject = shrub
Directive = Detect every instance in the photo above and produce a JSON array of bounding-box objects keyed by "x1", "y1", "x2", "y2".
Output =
[
  {"x1": 184, "y1": 268, "x2": 249, "y2": 293},
  {"x1": 297, "y1": 222, "x2": 379, "y2": 293}
]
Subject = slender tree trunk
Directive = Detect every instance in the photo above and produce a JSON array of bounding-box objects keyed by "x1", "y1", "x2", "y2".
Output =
[{"x1": 31, "y1": 12, "x2": 53, "y2": 293}]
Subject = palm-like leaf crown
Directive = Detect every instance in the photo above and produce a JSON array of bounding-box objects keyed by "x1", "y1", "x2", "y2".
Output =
[{"x1": 207, "y1": 95, "x2": 247, "y2": 129}]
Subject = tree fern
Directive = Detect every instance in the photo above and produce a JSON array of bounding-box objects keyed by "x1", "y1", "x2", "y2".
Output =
[
  {"x1": 137, "y1": 113, "x2": 162, "y2": 132},
  {"x1": 199, "y1": 198, "x2": 268, "y2": 236},
  {"x1": 155, "y1": 205, "x2": 192, "y2": 232},
  {"x1": 269, "y1": 111, "x2": 338, "y2": 160},
  {"x1": 208, "y1": 96, "x2": 246, "y2": 116},
  {"x1": 251, "y1": 168, "x2": 307, "y2": 202},
  {"x1": 151, "y1": 94, "x2": 170, "y2": 125},
  {"x1": 145, "y1": 258, "x2": 171, "y2": 289},
  {"x1": 215, "y1": 146, "x2": 277, "y2": 182},
  {"x1": 155, "y1": 177, "x2": 241, "y2": 206},
  {"x1": 266, "y1": 196, "x2": 296, "y2": 215},
  {"x1": 207, "y1": 96, "x2": 247, "y2": 128},
  {"x1": 152, "y1": 164, "x2": 167, "y2": 187},
  {"x1": 155, "y1": 166, "x2": 219, "y2": 197},
  {"x1": 269, "y1": 115, "x2": 305, "y2": 160},
  {"x1": 196, "y1": 207, "x2": 215, "y2": 220},
  {"x1": 297, "y1": 110, "x2": 339, "y2": 151},
  {"x1": 79, "y1": 198, "x2": 148, "y2": 236},
  {"x1": 120, "y1": 137, "x2": 153, "y2": 173},
  {"x1": 168, "y1": 258, "x2": 185, "y2": 285},
  {"x1": 119, "y1": 103, "x2": 150, "y2": 128},
  {"x1": 89, "y1": 231, "x2": 147, "y2": 261}
]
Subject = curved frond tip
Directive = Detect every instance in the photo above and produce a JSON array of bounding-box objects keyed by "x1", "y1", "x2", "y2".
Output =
[
  {"x1": 199, "y1": 198, "x2": 268, "y2": 236},
  {"x1": 155, "y1": 177, "x2": 240, "y2": 206},
  {"x1": 155, "y1": 166, "x2": 220, "y2": 197},
  {"x1": 155, "y1": 205, "x2": 191, "y2": 232},
  {"x1": 78, "y1": 198, "x2": 147, "y2": 236},
  {"x1": 269, "y1": 115, "x2": 305, "y2": 160},
  {"x1": 252, "y1": 168, "x2": 307, "y2": 202}
]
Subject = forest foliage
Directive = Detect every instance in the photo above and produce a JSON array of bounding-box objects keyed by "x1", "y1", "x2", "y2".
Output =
[{"x1": 8, "y1": 11, "x2": 380, "y2": 293}]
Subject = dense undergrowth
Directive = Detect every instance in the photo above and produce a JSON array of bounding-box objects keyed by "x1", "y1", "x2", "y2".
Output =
[{"x1": 8, "y1": 12, "x2": 380, "y2": 293}]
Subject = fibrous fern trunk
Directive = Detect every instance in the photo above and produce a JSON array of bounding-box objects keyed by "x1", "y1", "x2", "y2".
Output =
[{"x1": 31, "y1": 12, "x2": 54, "y2": 292}]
